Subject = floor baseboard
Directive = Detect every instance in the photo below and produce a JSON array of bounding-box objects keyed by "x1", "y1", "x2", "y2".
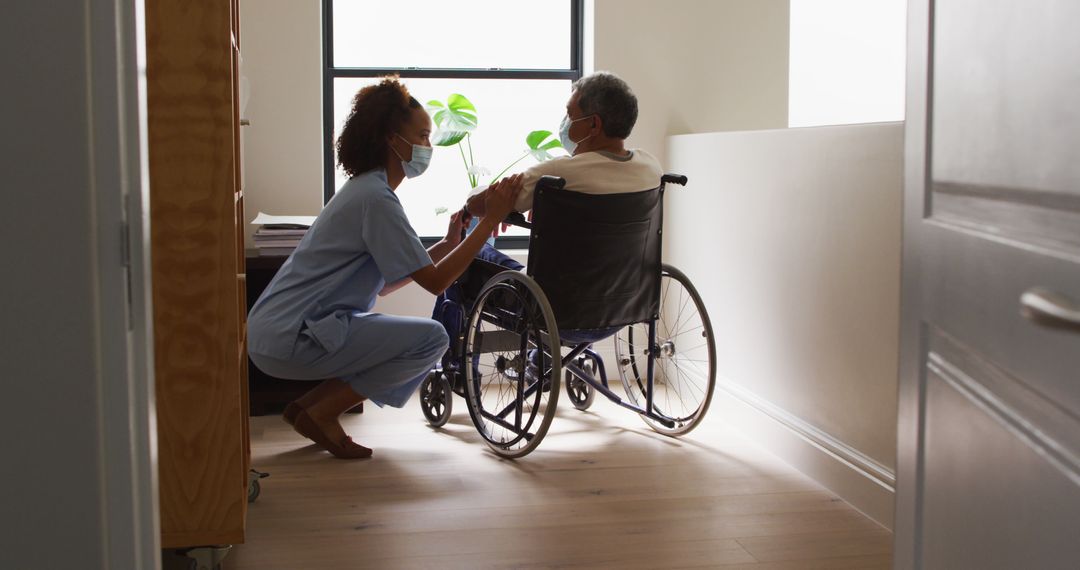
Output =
[{"x1": 714, "y1": 379, "x2": 896, "y2": 530}]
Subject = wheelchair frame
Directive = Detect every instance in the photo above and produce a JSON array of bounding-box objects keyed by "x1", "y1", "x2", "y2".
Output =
[{"x1": 420, "y1": 173, "x2": 715, "y2": 458}]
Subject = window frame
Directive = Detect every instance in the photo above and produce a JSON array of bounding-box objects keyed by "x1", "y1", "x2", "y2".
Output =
[{"x1": 322, "y1": 0, "x2": 585, "y2": 248}]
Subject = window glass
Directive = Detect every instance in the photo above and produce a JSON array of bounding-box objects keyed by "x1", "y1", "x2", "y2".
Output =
[
  {"x1": 788, "y1": 0, "x2": 906, "y2": 127},
  {"x1": 332, "y1": 0, "x2": 572, "y2": 70},
  {"x1": 332, "y1": 77, "x2": 573, "y2": 237}
]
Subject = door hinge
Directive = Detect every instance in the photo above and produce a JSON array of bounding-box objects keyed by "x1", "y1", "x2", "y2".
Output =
[
  {"x1": 121, "y1": 196, "x2": 135, "y2": 330},
  {"x1": 120, "y1": 220, "x2": 132, "y2": 269}
]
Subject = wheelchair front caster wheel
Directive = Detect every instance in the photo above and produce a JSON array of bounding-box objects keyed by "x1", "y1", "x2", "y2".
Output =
[
  {"x1": 420, "y1": 372, "x2": 453, "y2": 427},
  {"x1": 565, "y1": 358, "x2": 596, "y2": 411},
  {"x1": 170, "y1": 545, "x2": 231, "y2": 570},
  {"x1": 247, "y1": 469, "x2": 268, "y2": 503}
]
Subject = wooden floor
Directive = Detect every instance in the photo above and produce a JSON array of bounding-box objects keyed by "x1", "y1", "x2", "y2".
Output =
[{"x1": 227, "y1": 394, "x2": 892, "y2": 570}]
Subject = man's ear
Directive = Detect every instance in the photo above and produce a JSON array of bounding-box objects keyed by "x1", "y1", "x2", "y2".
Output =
[{"x1": 591, "y1": 114, "x2": 603, "y2": 136}]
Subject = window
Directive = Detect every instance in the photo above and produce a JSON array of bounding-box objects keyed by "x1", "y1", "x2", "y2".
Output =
[
  {"x1": 323, "y1": 0, "x2": 584, "y2": 247},
  {"x1": 788, "y1": 0, "x2": 906, "y2": 128}
]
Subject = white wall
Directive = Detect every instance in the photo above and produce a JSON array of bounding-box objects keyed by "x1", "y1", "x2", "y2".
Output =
[
  {"x1": 238, "y1": 0, "x2": 791, "y2": 236},
  {"x1": 593, "y1": 0, "x2": 790, "y2": 168},
  {"x1": 239, "y1": 0, "x2": 324, "y2": 246},
  {"x1": 666, "y1": 123, "x2": 903, "y2": 526}
]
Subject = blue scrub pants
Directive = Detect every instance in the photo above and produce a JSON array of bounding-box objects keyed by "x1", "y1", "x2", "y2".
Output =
[{"x1": 250, "y1": 311, "x2": 449, "y2": 408}]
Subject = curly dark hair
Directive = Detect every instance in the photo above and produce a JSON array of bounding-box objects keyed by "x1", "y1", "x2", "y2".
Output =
[{"x1": 336, "y1": 77, "x2": 422, "y2": 178}]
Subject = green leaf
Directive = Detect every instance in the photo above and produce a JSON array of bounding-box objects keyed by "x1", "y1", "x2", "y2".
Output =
[
  {"x1": 525, "y1": 130, "x2": 563, "y2": 161},
  {"x1": 447, "y1": 93, "x2": 477, "y2": 113},
  {"x1": 433, "y1": 130, "x2": 468, "y2": 146},
  {"x1": 428, "y1": 94, "x2": 479, "y2": 147},
  {"x1": 526, "y1": 130, "x2": 552, "y2": 149}
]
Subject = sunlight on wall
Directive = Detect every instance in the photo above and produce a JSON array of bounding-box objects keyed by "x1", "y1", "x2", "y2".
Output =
[{"x1": 788, "y1": 0, "x2": 906, "y2": 127}]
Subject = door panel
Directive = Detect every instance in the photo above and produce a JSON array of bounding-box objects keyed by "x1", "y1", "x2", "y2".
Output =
[
  {"x1": 922, "y1": 224, "x2": 1080, "y2": 412},
  {"x1": 926, "y1": 0, "x2": 1080, "y2": 419},
  {"x1": 922, "y1": 363, "x2": 1080, "y2": 569},
  {"x1": 897, "y1": 0, "x2": 1080, "y2": 568},
  {"x1": 932, "y1": 0, "x2": 1080, "y2": 198}
]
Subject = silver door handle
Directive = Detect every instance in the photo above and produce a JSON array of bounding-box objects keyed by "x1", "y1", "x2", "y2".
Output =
[{"x1": 1020, "y1": 287, "x2": 1080, "y2": 332}]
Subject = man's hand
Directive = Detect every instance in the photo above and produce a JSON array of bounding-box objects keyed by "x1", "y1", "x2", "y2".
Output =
[{"x1": 483, "y1": 173, "x2": 524, "y2": 224}]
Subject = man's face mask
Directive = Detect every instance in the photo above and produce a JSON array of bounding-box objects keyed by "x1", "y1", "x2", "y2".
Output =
[
  {"x1": 559, "y1": 114, "x2": 594, "y2": 154},
  {"x1": 392, "y1": 133, "x2": 432, "y2": 178}
]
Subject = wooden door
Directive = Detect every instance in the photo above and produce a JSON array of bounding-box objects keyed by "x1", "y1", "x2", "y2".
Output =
[{"x1": 896, "y1": 1, "x2": 1080, "y2": 568}]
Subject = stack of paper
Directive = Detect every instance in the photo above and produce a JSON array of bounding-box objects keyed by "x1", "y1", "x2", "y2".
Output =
[{"x1": 251, "y1": 212, "x2": 317, "y2": 256}]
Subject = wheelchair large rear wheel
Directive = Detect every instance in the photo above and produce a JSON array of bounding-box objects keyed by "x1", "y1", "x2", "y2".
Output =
[
  {"x1": 463, "y1": 271, "x2": 561, "y2": 458},
  {"x1": 615, "y1": 264, "x2": 716, "y2": 436}
]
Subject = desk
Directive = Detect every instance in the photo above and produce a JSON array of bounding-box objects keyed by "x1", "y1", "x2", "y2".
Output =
[{"x1": 245, "y1": 253, "x2": 363, "y2": 416}]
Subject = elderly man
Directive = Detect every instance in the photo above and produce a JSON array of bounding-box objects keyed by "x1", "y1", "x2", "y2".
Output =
[
  {"x1": 466, "y1": 71, "x2": 662, "y2": 217},
  {"x1": 432, "y1": 71, "x2": 662, "y2": 348}
]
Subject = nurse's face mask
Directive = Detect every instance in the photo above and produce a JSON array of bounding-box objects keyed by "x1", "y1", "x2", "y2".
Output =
[{"x1": 391, "y1": 133, "x2": 433, "y2": 178}]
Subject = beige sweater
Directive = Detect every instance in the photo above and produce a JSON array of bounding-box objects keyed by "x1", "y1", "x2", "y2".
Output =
[{"x1": 471, "y1": 149, "x2": 664, "y2": 213}]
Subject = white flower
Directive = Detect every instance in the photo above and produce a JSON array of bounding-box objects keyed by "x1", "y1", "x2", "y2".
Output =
[{"x1": 467, "y1": 165, "x2": 491, "y2": 177}]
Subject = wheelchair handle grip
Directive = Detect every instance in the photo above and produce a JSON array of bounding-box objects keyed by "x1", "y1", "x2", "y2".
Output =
[{"x1": 662, "y1": 173, "x2": 688, "y2": 186}]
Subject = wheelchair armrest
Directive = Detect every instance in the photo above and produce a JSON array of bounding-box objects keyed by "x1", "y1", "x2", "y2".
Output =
[
  {"x1": 662, "y1": 173, "x2": 688, "y2": 186},
  {"x1": 503, "y1": 211, "x2": 532, "y2": 229},
  {"x1": 501, "y1": 175, "x2": 563, "y2": 229}
]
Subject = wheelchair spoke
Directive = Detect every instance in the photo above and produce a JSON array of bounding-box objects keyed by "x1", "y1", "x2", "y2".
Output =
[
  {"x1": 666, "y1": 324, "x2": 705, "y2": 342},
  {"x1": 667, "y1": 292, "x2": 695, "y2": 339},
  {"x1": 616, "y1": 266, "x2": 716, "y2": 436},
  {"x1": 666, "y1": 361, "x2": 697, "y2": 418},
  {"x1": 463, "y1": 271, "x2": 561, "y2": 457},
  {"x1": 479, "y1": 409, "x2": 535, "y2": 442}
]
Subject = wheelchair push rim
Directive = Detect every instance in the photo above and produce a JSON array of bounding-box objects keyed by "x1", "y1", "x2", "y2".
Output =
[
  {"x1": 463, "y1": 271, "x2": 561, "y2": 459},
  {"x1": 615, "y1": 264, "x2": 716, "y2": 436}
]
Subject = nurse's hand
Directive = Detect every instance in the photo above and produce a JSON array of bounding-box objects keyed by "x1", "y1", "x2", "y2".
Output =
[
  {"x1": 483, "y1": 173, "x2": 524, "y2": 222},
  {"x1": 443, "y1": 209, "x2": 469, "y2": 246}
]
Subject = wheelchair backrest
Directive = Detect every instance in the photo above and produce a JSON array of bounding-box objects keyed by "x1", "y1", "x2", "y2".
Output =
[{"x1": 526, "y1": 178, "x2": 664, "y2": 331}]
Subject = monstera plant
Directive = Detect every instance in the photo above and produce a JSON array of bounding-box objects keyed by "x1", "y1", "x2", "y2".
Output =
[{"x1": 426, "y1": 93, "x2": 563, "y2": 211}]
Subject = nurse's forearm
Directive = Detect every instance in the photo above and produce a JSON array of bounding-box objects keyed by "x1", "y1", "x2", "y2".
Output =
[
  {"x1": 411, "y1": 217, "x2": 500, "y2": 295},
  {"x1": 427, "y1": 237, "x2": 456, "y2": 264}
]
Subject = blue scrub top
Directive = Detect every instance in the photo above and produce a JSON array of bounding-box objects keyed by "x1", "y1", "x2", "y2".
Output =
[{"x1": 247, "y1": 169, "x2": 433, "y2": 359}]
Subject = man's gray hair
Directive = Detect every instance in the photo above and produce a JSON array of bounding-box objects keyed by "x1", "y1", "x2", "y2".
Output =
[{"x1": 572, "y1": 71, "x2": 638, "y2": 140}]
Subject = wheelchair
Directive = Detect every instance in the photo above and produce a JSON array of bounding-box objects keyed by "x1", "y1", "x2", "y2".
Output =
[{"x1": 419, "y1": 174, "x2": 716, "y2": 458}]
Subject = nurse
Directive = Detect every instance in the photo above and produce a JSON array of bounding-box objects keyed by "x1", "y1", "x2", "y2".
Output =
[{"x1": 247, "y1": 77, "x2": 522, "y2": 459}]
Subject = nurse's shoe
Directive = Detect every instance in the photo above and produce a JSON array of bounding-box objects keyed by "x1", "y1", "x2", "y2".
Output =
[{"x1": 293, "y1": 409, "x2": 373, "y2": 459}]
